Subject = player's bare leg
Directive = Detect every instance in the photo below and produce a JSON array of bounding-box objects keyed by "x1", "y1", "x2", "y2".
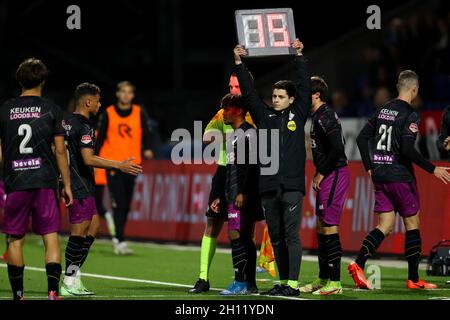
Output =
[
  {"x1": 42, "y1": 232, "x2": 62, "y2": 300},
  {"x1": 403, "y1": 212, "x2": 436, "y2": 289},
  {"x1": 189, "y1": 217, "x2": 224, "y2": 293},
  {"x1": 349, "y1": 211, "x2": 395, "y2": 289}
]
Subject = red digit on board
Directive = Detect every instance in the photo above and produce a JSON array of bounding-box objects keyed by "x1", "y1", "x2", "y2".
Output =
[
  {"x1": 242, "y1": 14, "x2": 265, "y2": 48},
  {"x1": 267, "y1": 13, "x2": 290, "y2": 47}
]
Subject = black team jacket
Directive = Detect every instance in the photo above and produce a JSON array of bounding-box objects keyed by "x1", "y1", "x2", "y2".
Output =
[{"x1": 234, "y1": 55, "x2": 311, "y2": 195}]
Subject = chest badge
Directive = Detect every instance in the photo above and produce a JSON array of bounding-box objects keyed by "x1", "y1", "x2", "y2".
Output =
[
  {"x1": 289, "y1": 111, "x2": 294, "y2": 120},
  {"x1": 287, "y1": 120, "x2": 297, "y2": 131}
]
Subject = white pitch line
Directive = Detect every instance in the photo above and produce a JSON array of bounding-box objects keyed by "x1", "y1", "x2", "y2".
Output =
[{"x1": 0, "y1": 264, "x2": 308, "y2": 301}]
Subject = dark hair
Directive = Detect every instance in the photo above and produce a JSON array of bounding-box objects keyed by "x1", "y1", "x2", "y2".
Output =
[
  {"x1": 397, "y1": 70, "x2": 419, "y2": 91},
  {"x1": 272, "y1": 80, "x2": 296, "y2": 98},
  {"x1": 15, "y1": 58, "x2": 48, "y2": 89},
  {"x1": 221, "y1": 93, "x2": 246, "y2": 114},
  {"x1": 230, "y1": 71, "x2": 254, "y2": 81},
  {"x1": 74, "y1": 82, "x2": 101, "y2": 104},
  {"x1": 311, "y1": 76, "x2": 328, "y2": 101}
]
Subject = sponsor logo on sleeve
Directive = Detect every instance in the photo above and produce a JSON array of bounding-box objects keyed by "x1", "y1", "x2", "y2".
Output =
[
  {"x1": 81, "y1": 135, "x2": 93, "y2": 144},
  {"x1": 409, "y1": 123, "x2": 418, "y2": 133}
]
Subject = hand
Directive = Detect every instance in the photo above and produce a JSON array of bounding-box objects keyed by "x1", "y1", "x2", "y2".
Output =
[
  {"x1": 235, "y1": 193, "x2": 247, "y2": 209},
  {"x1": 292, "y1": 39, "x2": 304, "y2": 56},
  {"x1": 233, "y1": 45, "x2": 247, "y2": 64},
  {"x1": 62, "y1": 186, "x2": 73, "y2": 207},
  {"x1": 444, "y1": 137, "x2": 450, "y2": 151},
  {"x1": 368, "y1": 170, "x2": 373, "y2": 177},
  {"x1": 433, "y1": 166, "x2": 450, "y2": 184},
  {"x1": 210, "y1": 198, "x2": 221, "y2": 213},
  {"x1": 118, "y1": 157, "x2": 143, "y2": 176},
  {"x1": 144, "y1": 149, "x2": 154, "y2": 160},
  {"x1": 313, "y1": 172, "x2": 324, "y2": 192}
]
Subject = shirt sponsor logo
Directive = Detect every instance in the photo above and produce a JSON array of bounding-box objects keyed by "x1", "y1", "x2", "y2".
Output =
[
  {"x1": 12, "y1": 157, "x2": 42, "y2": 171},
  {"x1": 378, "y1": 108, "x2": 399, "y2": 122},
  {"x1": 228, "y1": 212, "x2": 239, "y2": 219},
  {"x1": 409, "y1": 123, "x2": 418, "y2": 133},
  {"x1": 81, "y1": 135, "x2": 92, "y2": 144},
  {"x1": 10, "y1": 107, "x2": 41, "y2": 120},
  {"x1": 373, "y1": 154, "x2": 394, "y2": 164}
]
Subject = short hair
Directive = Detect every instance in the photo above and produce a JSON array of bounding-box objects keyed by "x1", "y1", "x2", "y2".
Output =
[
  {"x1": 117, "y1": 81, "x2": 135, "y2": 92},
  {"x1": 221, "y1": 93, "x2": 246, "y2": 114},
  {"x1": 397, "y1": 70, "x2": 419, "y2": 91},
  {"x1": 74, "y1": 82, "x2": 101, "y2": 104},
  {"x1": 15, "y1": 58, "x2": 48, "y2": 89},
  {"x1": 272, "y1": 80, "x2": 296, "y2": 98},
  {"x1": 311, "y1": 76, "x2": 328, "y2": 101}
]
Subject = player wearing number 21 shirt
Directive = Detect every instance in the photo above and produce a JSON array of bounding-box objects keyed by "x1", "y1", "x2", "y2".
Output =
[{"x1": 349, "y1": 70, "x2": 450, "y2": 291}]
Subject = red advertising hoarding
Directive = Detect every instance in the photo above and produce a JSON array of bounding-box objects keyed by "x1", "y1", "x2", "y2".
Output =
[{"x1": 58, "y1": 160, "x2": 450, "y2": 255}]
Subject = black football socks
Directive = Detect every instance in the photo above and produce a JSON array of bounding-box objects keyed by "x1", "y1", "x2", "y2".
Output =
[{"x1": 355, "y1": 228, "x2": 385, "y2": 269}]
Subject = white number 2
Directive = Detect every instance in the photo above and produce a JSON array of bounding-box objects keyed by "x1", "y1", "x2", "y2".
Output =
[
  {"x1": 377, "y1": 124, "x2": 392, "y2": 151},
  {"x1": 18, "y1": 124, "x2": 33, "y2": 154}
]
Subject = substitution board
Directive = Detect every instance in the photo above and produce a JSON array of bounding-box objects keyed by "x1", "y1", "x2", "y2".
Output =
[{"x1": 235, "y1": 8, "x2": 297, "y2": 57}]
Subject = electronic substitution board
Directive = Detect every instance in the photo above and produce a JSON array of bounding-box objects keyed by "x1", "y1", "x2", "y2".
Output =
[{"x1": 235, "y1": 8, "x2": 297, "y2": 57}]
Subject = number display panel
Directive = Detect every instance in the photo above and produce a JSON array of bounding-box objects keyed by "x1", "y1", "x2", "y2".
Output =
[{"x1": 235, "y1": 8, "x2": 297, "y2": 57}]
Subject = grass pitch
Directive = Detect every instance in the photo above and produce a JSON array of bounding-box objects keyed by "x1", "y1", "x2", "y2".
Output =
[{"x1": 0, "y1": 235, "x2": 449, "y2": 300}]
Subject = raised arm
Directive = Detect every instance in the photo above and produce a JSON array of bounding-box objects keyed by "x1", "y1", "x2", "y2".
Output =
[
  {"x1": 291, "y1": 39, "x2": 311, "y2": 119},
  {"x1": 233, "y1": 45, "x2": 267, "y2": 125}
]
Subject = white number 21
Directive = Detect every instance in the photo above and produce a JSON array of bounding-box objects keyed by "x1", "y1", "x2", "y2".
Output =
[{"x1": 377, "y1": 124, "x2": 392, "y2": 152}]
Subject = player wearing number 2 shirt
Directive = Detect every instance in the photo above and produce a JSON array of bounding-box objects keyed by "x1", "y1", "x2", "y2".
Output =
[
  {"x1": 349, "y1": 70, "x2": 450, "y2": 291},
  {"x1": 0, "y1": 58, "x2": 73, "y2": 300}
]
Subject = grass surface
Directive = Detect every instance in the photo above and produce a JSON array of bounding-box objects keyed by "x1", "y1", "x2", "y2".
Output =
[{"x1": 0, "y1": 235, "x2": 449, "y2": 300}]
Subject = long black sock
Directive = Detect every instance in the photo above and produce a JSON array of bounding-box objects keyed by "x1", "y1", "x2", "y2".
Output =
[
  {"x1": 7, "y1": 264, "x2": 24, "y2": 300},
  {"x1": 317, "y1": 233, "x2": 329, "y2": 279},
  {"x1": 79, "y1": 236, "x2": 95, "y2": 268},
  {"x1": 355, "y1": 228, "x2": 385, "y2": 269},
  {"x1": 243, "y1": 238, "x2": 257, "y2": 288},
  {"x1": 46, "y1": 263, "x2": 62, "y2": 295},
  {"x1": 405, "y1": 229, "x2": 421, "y2": 282},
  {"x1": 324, "y1": 233, "x2": 342, "y2": 281},
  {"x1": 231, "y1": 238, "x2": 248, "y2": 283},
  {"x1": 65, "y1": 236, "x2": 85, "y2": 277}
]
